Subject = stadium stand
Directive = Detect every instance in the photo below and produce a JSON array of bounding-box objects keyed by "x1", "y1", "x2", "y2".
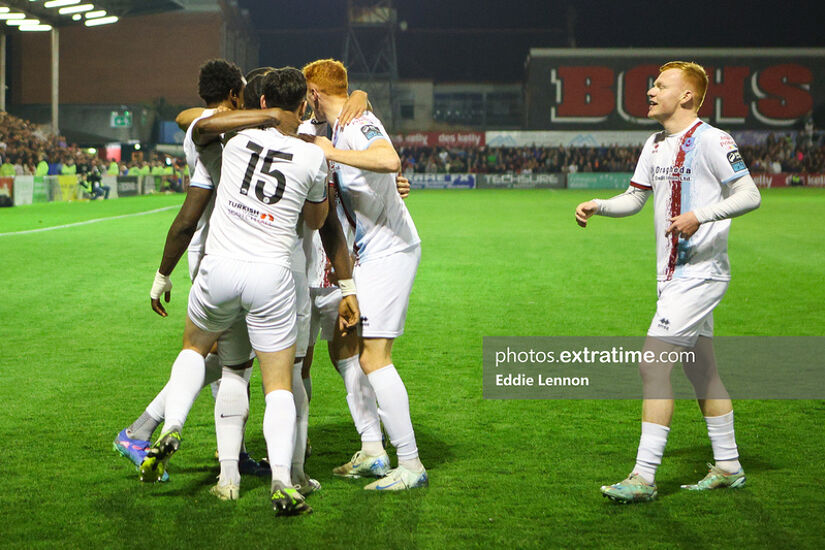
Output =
[
  {"x1": 0, "y1": 111, "x2": 185, "y2": 190},
  {"x1": 399, "y1": 132, "x2": 825, "y2": 175}
]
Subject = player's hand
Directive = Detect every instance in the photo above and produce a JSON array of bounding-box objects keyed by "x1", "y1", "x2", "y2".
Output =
[
  {"x1": 396, "y1": 174, "x2": 410, "y2": 199},
  {"x1": 339, "y1": 90, "x2": 368, "y2": 126},
  {"x1": 575, "y1": 201, "x2": 599, "y2": 227},
  {"x1": 312, "y1": 136, "x2": 336, "y2": 157},
  {"x1": 150, "y1": 271, "x2": 172, "y2": 317},
  {"x1": 338, "y1": 294, "x2": 360, "y2": 336},
  {"x1": 666, "y1": 211, "x2": 700, "y2": 239}
]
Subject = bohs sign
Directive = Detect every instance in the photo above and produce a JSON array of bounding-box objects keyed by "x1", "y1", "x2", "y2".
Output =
[{"x1": 525, "y1": 48, "x2": 825, "y2": 130}]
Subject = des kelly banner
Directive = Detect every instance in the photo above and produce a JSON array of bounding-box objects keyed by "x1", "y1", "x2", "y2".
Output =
[
  {"x1": 526, "y1": 48, "x2": 825, "y2": 130},
  {"x1": 392, "y1": 132, "x2": 485, "y2": 148}
]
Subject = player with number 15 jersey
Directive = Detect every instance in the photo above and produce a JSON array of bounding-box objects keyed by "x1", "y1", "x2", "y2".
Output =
[{"x1": 206, "y1": 128, "x2": 327, "y2": 269}]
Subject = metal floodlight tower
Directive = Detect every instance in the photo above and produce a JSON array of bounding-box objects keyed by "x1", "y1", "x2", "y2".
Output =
[{"x1": 342, "y1": 0, "x2": 399, "y2": 130}]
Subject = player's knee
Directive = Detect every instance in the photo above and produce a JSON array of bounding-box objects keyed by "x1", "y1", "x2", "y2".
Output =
[
  {"x1": 359, "y1": 343, "x2": 391, "y2": 373},
  {"x1": 638, "y1": 361, "x2": 672, "y2": 387}
]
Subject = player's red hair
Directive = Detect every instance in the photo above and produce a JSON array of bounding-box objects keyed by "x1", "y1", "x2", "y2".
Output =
[
  {"x1": 302, "y1": 59, "x2": 349, "y2": 97},
  {"x1": 659, "y1": 61, "x2": 709, "y2": 110}
]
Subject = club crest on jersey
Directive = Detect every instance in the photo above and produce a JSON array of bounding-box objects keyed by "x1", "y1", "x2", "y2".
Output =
[
  {"x1": 727, "y1": 150, "x2": 746, "y2": 172},
  {"x1": 681, "y1": 137, "x2": 696, "y2": 153},
  {"x1": 361, "y1": 125, "x2": 383, "y2": 141}
]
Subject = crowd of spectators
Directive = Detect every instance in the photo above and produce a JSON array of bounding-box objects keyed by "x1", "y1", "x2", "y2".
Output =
[
  {"x1": 398, "y1": 131, "x2": 825, "y2": 175},
  {"x1": 6, "y1": 109, "x2": 825, "y2": 181},
  {"x1": 740, "y1": 132, "x2": 825, "y2": 174},
  {"x1": 399, "y1": 144, "x2": 641, "y2": 174},
  {"x1": 0, "y1": 111, "x2": 187, "y2": 191}
]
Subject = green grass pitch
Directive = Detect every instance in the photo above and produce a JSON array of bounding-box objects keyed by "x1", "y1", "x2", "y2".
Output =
[{"x1": 0, "y1": 189, "x2": 823, "y2": 548}]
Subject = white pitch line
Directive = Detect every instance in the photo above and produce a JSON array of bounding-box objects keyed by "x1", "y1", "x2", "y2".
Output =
[{"x1": 0, "y1": 205, "x2": 179, "y2": 237}]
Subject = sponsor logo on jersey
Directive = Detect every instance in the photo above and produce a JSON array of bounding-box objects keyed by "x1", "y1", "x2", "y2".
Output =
[
  {"x1": 727, "y1": 150, "x2": 746, "y2": 172},
  {"x1": 655, "y1": 166, "x2": 692, "y2": 175},
  {"x1": 720, "y1": 135, "x2": 737, "y2": 150},
  {"x1": 657, "y1": 318, "x2": 670, "y2": 330},
  {"x1": 361, "y1": 125, "x2": 384, "y2": 141}
]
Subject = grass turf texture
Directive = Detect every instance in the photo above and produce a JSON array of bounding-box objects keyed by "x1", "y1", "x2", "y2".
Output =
[{"x1": 0, "y1": 189, "x2": 823, "y2": 549}]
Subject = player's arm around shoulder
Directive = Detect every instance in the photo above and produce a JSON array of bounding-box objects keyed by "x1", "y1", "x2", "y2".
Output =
[
  {"x1": 193, "y1": 108, "x2": 280, "y2": 146},
  {"x1": 312, "y1": 119, "x2": 401, "y2": 173},
  {"x1": 176, "y1": 107, "x2": 206, "y2": 131},
  {"x1": 302, "y1": 144, "x2": 330, "y2": 230}
]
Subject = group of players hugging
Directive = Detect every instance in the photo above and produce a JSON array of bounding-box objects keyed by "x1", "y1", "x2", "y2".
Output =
[{"x1": 113, "y1": 57, "x2": 760, "y2": 515}]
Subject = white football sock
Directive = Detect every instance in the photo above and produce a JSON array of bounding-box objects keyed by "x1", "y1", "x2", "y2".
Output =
[
  {"x1": 705, "y1": 411, "x2": 741, "y2": 473},
  {"x1": 161, "y1": 349, "x2": 206, "y2": 433},
  {"x1": 144, "y1": 388, "x2": 166, "y2": 425},
  {"x1": 361, "y1": 440, "x2": 385, "y2": 456},
  {"x1": 367, "y1": 365, "x2": 421, "y2": 465},
  {"x1": 215, "y1": 367, "x2": 250, "y2": 486},
  {"x1": 264, "y1": 389, "x2": 295, "y2": 486},
  {"x1": 337, "y1": 355, "x2": 382, "y2": 445},
  {"x1": 633, "y1": 422, "x2": 670, "y2": 484},
  {"x1": 132, "y1": 352, "x2": 222, "y2": 441},
  {"x1": 291, "y1": 360, "x2": 309, "y2": 481},
  {"x1": 127, "y1": 409, "x2": 162, "y2": 442}
]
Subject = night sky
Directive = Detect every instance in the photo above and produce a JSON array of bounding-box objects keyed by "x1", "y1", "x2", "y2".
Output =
[{"x1": 237, "y1": 0, "x2": 825, "y2": 82}]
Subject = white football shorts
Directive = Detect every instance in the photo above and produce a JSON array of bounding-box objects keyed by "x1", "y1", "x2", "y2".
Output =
[
  {"x1": 188, "y1": 248, "x2": 204, "y2": 282},
  {"x1": 647, "y1": 277, "x2": 729, "y2": 348},
  {"x1": 354, "y1": 245, "x2": 421, "y2": 339},
  {"x1": 188, "y1": 256, "x2": 297, "y2": 359},
  {"x1": 188, "y1": 249, "x2": 253, "y2": 365},
  {"x1": 294, "y1": 265, "x2": 311, "y2": 358},
  {"x1": 309, "y1": 286, "x2": 342, "y2": 344}
]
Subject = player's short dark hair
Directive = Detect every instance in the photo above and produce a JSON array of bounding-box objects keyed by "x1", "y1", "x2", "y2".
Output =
[
  {"x1": 243, "y1": 73, "x2": 269, "y2": 110},
  {"x1": 198, "y1": 59, "x2": 244, "y2": 105},
  {"x1": 245, "y1": 66, "x2": 275, "y2": 81},
  {"x1": 262, "y1": 67, "x2": 307, "y2": 112}
]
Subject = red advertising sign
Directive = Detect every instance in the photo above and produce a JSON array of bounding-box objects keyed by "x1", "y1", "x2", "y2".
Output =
[
  {"x1": 392, "y1": 132, "x2": 485, "y2": 148},
  {"x1": 526, "y1": 49, "x2": 825, "y2": 130}
]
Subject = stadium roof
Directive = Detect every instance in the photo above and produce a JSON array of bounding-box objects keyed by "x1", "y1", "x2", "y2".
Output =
[{"x1": 0, "y1": 0, "x2": 185, "y2": 27}]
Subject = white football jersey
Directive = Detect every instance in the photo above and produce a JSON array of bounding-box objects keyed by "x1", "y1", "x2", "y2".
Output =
[
  {"x1": 183, "y1": 108, "x2": 222, "y2": 260},
  {"x1": 298, "y1": 118, "x2": 330, "y2": 140},
  {"x1": 206, "y1": 127, "x2": 327, "y2": 268},
  {"x1": 304, "y1": 197, "x2": 356, "y2": 288},
  {"x1": 630, "y1": 119, "x2": 749, "y2": 281},
  {"x1": 298, "y1": 118, "x2": 355, "y2": 288},
  {"x1": 331, "y1": 112, "x2": 420, "y2": 262}
]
